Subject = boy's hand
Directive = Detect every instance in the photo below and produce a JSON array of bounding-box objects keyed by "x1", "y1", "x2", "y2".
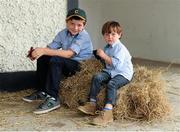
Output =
[
  {"x1": 93, "y1": 50, "x2": 101, "y2": 60},
  {"x1": 27, "y1": 47, "x2": 35, "y2": 61},
  {"x1": 96, "y1": 49, "x2": 106, "y2": 58},
  {"x1": 97, "y1": 48, "x2": 112, "y2": 65},
  {"x1": 27, "y1": 47, "x2": 45, "y2": 61},
  {"x1": 31, "y1": 47, "x2": 45, "y2": 60}
]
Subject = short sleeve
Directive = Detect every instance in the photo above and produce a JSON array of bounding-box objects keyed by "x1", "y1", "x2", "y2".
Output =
[
  {"x1": 69, "y1": 39, "x2": 81, "y2": 55},
  {"x1": 48, "y1": 32, "x2": 62, "y2": 49}
]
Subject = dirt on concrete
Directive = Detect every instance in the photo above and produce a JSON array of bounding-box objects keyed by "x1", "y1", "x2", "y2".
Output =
[{"x1": 0, "y1": 61, "x2": 180, "y2": 131}]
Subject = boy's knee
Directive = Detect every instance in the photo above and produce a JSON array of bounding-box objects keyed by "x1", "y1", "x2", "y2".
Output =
[
  {"x1": 50, "y1": 56, "x2": 64, "y2": 64},
  {"x1": 107, "y1": 80, "x2": 116, "y2": 89},
  {"x1": 38, "y1": 55, "x2": 49, "y2": 62},
  {"x1": 37, "y1": 55, "x2": 51, "y2": 65},
  {"x1": 92, "y1": 74, "x2": 102, "y2": 81}
]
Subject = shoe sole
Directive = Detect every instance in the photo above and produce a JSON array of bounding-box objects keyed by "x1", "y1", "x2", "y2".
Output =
[
  {"x1": 91, "y1": 119, "x2": 113, "y2": 126},
  {"x1": 22, "y1": 97, "x2": 34, "y2": 103},
  {"x1": 33, "y1": 104, "x2": 60, "y2": 114},
  {"x1": 22, "y1": 98, "x2": 43, "y2": 103},
  {"x1": 78, "y1": 107, "x2": 95, "y2": 116}
]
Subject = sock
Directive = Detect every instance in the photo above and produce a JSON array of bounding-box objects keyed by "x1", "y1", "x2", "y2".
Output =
[
  {"x1": 90, "y1": 98, "x2": 96, "y2": 104},
  {"x1": 50, "y1": 96, "x2": 56, "y2": 100},
  {"x1": 103, "y1": 107, "x2": 112, "y2": 111}
]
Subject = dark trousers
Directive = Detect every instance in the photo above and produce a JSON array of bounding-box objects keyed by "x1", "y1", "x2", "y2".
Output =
[
  {"x1": 36, "y1": 55, "x2": 80, "y2": 99},
  {"x1": 89, "y1": 71, "x2": 129, "y2": 105}
]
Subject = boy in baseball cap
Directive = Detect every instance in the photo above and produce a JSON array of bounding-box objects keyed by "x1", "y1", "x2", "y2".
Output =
[{"x1": 23, "y1": 8, "x2": 93, "y2": 114}]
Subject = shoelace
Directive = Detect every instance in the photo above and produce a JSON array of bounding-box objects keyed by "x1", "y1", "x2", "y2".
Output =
[
  {"x1": 38, "y1": 97, "x2": 51, "y2": 108},
  {"x1": 95, "y1": 110, "x2": 105, "y2": 115},
  {"x1": 95, "y1": 110, "x2": 106, "y2": 117}
]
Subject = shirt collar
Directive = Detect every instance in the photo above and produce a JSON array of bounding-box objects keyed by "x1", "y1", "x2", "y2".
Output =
[
  {"x1": 66, "y1": 29, "x2": 84, "y2": 38},
  {"x1": 106, "y1": 39, "x2": 120, "y2": 48}
]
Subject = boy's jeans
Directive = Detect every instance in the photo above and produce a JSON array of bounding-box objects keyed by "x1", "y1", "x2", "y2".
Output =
[
  {"x1": 36, "y1": 55, "x2": 80, "y2": 99},
  {"x1": 89, "y1": 71, "x2": 129, "y2": 105}
]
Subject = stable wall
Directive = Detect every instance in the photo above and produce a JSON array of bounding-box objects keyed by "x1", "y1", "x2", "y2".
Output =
[
  {"x1": 79, "y1": 0, "x2": 180, "y2": 64},
  {"x1": 0, "y1": 0, "x2": 67, "y2": 72}
]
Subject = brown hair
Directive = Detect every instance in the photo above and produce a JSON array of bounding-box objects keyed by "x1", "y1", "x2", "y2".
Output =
[{"x1": 102, "y1": 21, "x2": 122, "y2": 36}]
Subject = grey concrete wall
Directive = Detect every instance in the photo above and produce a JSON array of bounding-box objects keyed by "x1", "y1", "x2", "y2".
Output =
[
  {"x1": 79, "y1": 0, "x2": 180, "y2": 64},
  {"x1": 0, "y1": 0, "x2": 67, "y2": 72}
]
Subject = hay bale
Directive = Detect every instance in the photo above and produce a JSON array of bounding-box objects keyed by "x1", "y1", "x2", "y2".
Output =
[
  {"x1": 114, "y1": 66, "x2": 171, "y2": 121},
  {"x1": 60, "y1": 59, "x2": 103, "y2": 108},
  {"x1": 60, "y1": 59, "x2": 171, "y2": 121}
]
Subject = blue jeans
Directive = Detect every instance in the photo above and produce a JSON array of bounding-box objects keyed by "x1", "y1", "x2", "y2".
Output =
[{"x1": 89, "y1": 71, "x2": 129, "y2": 105}]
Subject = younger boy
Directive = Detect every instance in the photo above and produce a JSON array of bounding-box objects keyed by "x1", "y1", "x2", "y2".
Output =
[
  {"x1": 23, "y1": 8, "x2": 93, "y2": 114},
  {"x1": 78, "y1": 21, "x2": 133, "y2": 126}
]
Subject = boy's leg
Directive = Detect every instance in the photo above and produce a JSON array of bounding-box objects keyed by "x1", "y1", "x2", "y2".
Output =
[
  {"x1": 33, "y1": 56, "x2": 80, "y2": 114},
  {"x1": 36, "y1": 55, "x2": 51, "y2": 91},
  {"x1": 89, "y1": 71, "x2": 110, "y2": 102},
  {"x1": 91, "y1": 75, "x2": 129, "y2": 126},
  {"x1": 45, "y1": 56, "x2": 80, "y2": 99},
  {"x1": 78, "y1": 72, "x2": 110, "y2": 115},
  {"x1": 106, "y1": 75, "x2": 129, "y2": 105},
  {"x1": 22, "y1": 55, "x2": 51, "y2": 102}
]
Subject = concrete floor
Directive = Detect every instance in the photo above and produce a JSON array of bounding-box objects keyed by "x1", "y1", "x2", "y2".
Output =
[{"x1": 0, "y1": 59, "x2": 180, "y2": 131}]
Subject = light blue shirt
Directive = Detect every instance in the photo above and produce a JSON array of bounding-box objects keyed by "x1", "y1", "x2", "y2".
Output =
[
  {"x1": 103, "y1": 40, "x2": 133, "y2": 81},
  {"x1": 48, "y1": 28, "x2": 93, "y2": 61}
]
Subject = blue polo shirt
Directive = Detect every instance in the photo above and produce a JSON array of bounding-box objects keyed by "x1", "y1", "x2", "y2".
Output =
[
  {"x1": 48, "y1": 28, "x2": 93, "y2": 61},
  {"x1": 102, "y1": 40, "x2": 133, "y2": 81}
]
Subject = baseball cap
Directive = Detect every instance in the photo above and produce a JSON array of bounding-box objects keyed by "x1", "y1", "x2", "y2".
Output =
[{"x1": 66, "y1": 8, "x2": 86, "y2": 21}]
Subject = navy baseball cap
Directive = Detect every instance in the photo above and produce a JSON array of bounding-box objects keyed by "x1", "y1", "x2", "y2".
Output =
[{"x1": 66, "y1": 8, "x2": 86, "y2": 21}]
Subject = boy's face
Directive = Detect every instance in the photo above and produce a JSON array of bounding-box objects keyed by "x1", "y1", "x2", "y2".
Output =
[
  {"x1": 103, "y1": 31, "x2": 121, "y2": 45},
  {"x1": 66, "y1": 19, "x2": 85, "y2": 35}
]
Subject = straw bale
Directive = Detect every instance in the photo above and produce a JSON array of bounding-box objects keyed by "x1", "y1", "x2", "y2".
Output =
[
  {"x1": 60, "y1": 59, "x2": 171, "y2": 121},
  {"x1": 60, "y1": 59, "x2": 103, "y2": 108}
]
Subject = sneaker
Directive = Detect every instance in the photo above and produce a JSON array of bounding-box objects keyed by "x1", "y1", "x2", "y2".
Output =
[
  {"x1": 22, "y1": 91, "x2": 48, "y2": 103},
  {"x1": 91, "y1": 110, "x2": 113, "y2": 126},
  {"x1": 78, "y1": 102, "x2": 96, "y2": 115},
  {"x1": 33, "y1": 96, "x2": 60, "y2": 114}
]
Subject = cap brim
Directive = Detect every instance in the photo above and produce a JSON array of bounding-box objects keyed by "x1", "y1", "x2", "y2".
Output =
[{"x1": 66, "y1": 15, "x2": 86, "y2": 21}]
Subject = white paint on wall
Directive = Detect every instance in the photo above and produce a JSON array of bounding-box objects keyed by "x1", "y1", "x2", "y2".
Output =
[
  {"x1": 79, "y1": 0, "x2": 180, "y2": 64},
  {"x1": 0, "y1": 0, "x2": 67, "y2": 72}
]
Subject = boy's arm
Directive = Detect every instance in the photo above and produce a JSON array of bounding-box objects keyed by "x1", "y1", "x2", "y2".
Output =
[
  {"x1": 96, "y1": 49, "x2": 112, "y2": 65},
  {"x1": 31, "y1": 47, "x2": 74, "y2": 60},
  {"x1": 47, "y1": 31, "x2": 63, "y2": 49}
]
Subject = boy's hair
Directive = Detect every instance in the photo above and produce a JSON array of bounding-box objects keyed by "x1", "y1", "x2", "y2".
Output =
[
  {"x1": 66, "y1": 16, "x2": 86, "y2": 25},
  {"x1": 102, "y1": 21, "x2": 122, "y2": 36}
]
